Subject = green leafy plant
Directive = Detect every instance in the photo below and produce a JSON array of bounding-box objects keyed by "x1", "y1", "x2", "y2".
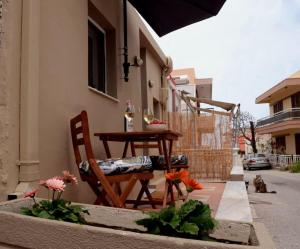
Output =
[
  {"x1": 289, "y1": 161, "x2": 300, "y2": 173},
  {"x1": 21, "y1": 199, "x2": 89, "y2": 224},
  {"x1": 136, "y1": 199, "x2": 217, "y2": 239},
  {"x1": 21, "y1": 171, "x2": 89, "y2": 224}
]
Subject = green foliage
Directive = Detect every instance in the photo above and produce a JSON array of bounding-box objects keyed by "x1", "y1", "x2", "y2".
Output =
[
  {"x1": 289, "y1": 161, "x2": 300, "y2": 173},
  {"x1": 20, "y1": 199, "x2": 89, "y2": 224},
  {"x1": 136, "y1": 200, "x2": 217, "y2": 239}
]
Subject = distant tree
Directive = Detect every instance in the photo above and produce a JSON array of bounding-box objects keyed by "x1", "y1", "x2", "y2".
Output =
[
  {"x1": 239, "y1": 111, "x2": 257, "y2": 154},
  {"x1": 257, "y1": 137, "x2": 273, "y2": 154}
]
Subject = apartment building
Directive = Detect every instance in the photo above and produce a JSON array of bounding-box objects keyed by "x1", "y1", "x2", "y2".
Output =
[{"x1": 256, "y1": 69, "x2": 300, "y2": 155}]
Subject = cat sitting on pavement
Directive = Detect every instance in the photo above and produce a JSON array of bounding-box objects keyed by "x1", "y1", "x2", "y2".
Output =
[{"x1": 253, "y1": 175, "x2": 277, "y2": 194}]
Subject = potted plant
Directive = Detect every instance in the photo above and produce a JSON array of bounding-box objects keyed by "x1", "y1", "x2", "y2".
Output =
[{"x1": 21, "y1": 171, "x2": 89, "y2": 224}]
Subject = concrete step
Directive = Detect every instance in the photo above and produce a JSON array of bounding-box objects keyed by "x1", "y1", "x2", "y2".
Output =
[
  {"x1": 230, "y1": 165, "x2": 244, "y2": 181},
  {"x1": 215, "y1": 181, "x2": 252, "y2": 223}
]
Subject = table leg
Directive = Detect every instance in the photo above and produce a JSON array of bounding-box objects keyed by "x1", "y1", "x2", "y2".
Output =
[
  {"x1": 162, "y1": 139, "x2": 171, "y2": 172},
  {"x1": 103, "y1": 140, "x2": 112, "y2": 158},
  {"x1": 158, "y1": 140, "x2": 163, "y2": 155},
  {"x1": 130, "y1": 141, "x2": 136, "y2": 156},
  {"x1": 162, "y1": 180, "x2": 169, "y2": 207},
  {"x1": 162, "y1": 138, "x2": 175, "y2": 207},
  {"x1": 122, "y1": 141, "x2": 129, "y2": 158},
  {"x1": 168, "y1": 140, "x2": 173, "y2": 158}
]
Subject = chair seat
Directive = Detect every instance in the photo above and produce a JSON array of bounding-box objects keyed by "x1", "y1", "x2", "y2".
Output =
[
  {"x1": 80, "y1": 156, "x2": 153, "y2": 176},
  {"x1": 150, "y1": 155, "x2": 188, "y2": 170}
]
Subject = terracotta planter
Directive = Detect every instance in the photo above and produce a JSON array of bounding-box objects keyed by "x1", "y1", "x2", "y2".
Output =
[{"x1": 0, "y1": 199, "x2": 275, "y2": 249}]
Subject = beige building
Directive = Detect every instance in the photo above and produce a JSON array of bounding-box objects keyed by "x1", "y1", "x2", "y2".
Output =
[
  {"x1": 171, "y1": 68, "x2": 212, "y2": 99},
  {"x1": 168, "y1": 68, "x2": 212, "y2": 112},
  {"x1": 0, "y1": 0, "x2": 172, "y2": 202},
  {"x1": 256, "y1": 69, "x2": 300, "y2": 155}
]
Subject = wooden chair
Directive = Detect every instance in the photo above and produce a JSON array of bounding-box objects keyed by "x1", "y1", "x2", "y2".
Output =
[{"x1": 70, "y1": 111, "x2": 155, "y2": 208}]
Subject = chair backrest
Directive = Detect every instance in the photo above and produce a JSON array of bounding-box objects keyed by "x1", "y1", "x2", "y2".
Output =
[{"x1": 70, "y1": 111, "x2": 95, "y2": 180}]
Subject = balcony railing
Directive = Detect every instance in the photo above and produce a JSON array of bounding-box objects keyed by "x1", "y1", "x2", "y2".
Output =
[
  {"x1": 268, "y1": 154, "x2": 300, "y2": 168},
  {"x1": 257, "y1": 108, "x2": 300, "y2": 127}
]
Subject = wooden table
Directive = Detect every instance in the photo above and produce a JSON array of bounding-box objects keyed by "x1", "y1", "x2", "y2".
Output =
[{"x1": 94, "y1": 130, "x2": 182, "y2": 207}]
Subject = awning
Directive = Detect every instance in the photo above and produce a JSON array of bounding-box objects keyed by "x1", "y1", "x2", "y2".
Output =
[
  {"x1": 122, "y1": 0, "x2": 226, "y2": 81},
  {"x1": 188, "y1": 96, "x2": 235, "y2": 111},
  {"x1": 128, "y1": 0, "x2": 227, "y2": 37}
]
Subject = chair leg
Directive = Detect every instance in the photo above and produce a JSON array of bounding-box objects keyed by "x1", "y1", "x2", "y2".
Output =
[
  {"x1": 98, "y1": 189, "x2": 112, "y2": 206},
  {"x1": 94, "y1": 195, "x2": 105, "y2": 205},
  {"x1": 144, "y1": 184, "x2": 156, "y2": 209},
  {"x1": 132, "y1": 180, "x2": 156, "y2": 209},
  {"x1": 174, "y1": 182, "x2": 183, "y2": 197},
  {"x1": 89, "y1": 159, "x2": 124, "y2": 208},
  {"x1": 173, "y1": 167, "x2": 186, "y2": 199},
  {"x1": 169, "y1": 182, "x2": 175, "y2": 202},
  {"x1": 120, "y1": 175, "x2": 138, "y2": 205},
  {"x1": 133, "y1": 181, "x2": 148, "y2": 209}
]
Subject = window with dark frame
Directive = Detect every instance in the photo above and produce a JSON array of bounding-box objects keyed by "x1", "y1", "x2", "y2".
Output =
[
  {"x1": 291, "y1": 92, "x2": 300, "y2": 108},
  {"x1": 273, "y1": 100, "x2": 283, "y2": 114},
  {"x1": 88, "y1": 20, "x2": 106, "y2": 93}
]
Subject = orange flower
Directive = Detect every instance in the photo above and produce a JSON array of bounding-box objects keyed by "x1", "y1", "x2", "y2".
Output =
[
  {"x1": 183, "y1": 178, "x2": 204, "y2": 193},
  {"x1": 165, "y1": 170, "x2": 189, "y2": 184}
]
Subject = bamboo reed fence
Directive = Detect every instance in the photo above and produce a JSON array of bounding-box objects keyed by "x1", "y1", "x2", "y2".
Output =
[{"x1": 168, "y1": 111, "x2": 233, "y2": 181}]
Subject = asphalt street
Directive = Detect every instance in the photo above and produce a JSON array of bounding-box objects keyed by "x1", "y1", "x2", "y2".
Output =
[{"x1": 245, "y1": 169, "x2": 300, "y2": 249}]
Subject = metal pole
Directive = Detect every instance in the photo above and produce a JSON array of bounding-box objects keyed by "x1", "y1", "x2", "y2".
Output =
[{"x1": 123, "y1": 0, "x2": 130, "y2": 82}]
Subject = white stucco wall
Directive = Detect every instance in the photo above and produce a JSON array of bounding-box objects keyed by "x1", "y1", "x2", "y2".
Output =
[{"x1": 0, "y1": 0, "x2": 22, "y2": 199}]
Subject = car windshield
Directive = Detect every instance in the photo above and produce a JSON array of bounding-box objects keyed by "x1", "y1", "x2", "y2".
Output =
[{"x1": 256, "y1": 154, "x2": 265, "y2": 158}]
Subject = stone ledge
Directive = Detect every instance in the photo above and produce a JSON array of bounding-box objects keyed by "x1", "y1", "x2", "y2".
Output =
[
  {"x1": 215, "y1": 181, "x2": 252, "y2": 223},
  {"x1": 230, "y1": 165, "x2": 244, "y2": 181},
  {"x1": 0, "y1": 199, "x2": 275, "y2": 249}
]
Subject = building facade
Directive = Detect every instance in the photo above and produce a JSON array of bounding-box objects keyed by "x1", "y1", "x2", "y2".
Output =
[
  {"x1": 256, "y1": 69, "x2": 300, "y2": 155},
  {"x1": 168, "y1": 68, "x2": 212, "y2": 112},
  {"x1": 0, "y1": 0, "x2": 172, "y2": 202}
]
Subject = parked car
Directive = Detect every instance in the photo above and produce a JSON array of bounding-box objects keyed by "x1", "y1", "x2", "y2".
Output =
[{"x1": 243, "y1": 154, "x2": 272, "y2": 170}]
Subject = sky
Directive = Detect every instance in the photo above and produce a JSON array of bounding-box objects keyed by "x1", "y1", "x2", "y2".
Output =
[{"x1": 146, "y1": 0, "x2": 300, "y2": 119}]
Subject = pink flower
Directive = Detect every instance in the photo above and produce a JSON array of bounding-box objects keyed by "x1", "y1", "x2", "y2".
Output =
[
  {"x1": 62, "y1": 170, "x2": 78, "y2": 185},
  {"x1": 39, "y1": 180, "x2": 46, "y2": 186},
  {"x1": 24, "y1": 189, "x2": 38, "y2": 198},
  {"x1": 44, "y1": 178, "x2": 66, "y2": 192}
]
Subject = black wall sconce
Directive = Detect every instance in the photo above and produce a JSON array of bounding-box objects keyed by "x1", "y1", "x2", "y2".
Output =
[
  {"x1": 122, "y1": 1, "x2": 143, "y2": 82},
  {"x1": 122, "y1": 0, "x2": 130, "y2": 82}
]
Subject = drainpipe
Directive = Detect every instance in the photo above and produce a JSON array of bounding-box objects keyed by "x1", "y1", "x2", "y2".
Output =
[
  {"x1": 122, "y1": 0, "x2": 130, "y2": 82},
  {"x1": 14, "y1": 0, "x2": 40, "y2": 194},
  {"x1": 161, "y1": 56, "x2": 173, "y2": 121}
]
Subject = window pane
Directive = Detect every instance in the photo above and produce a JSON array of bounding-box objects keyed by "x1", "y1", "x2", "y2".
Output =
[
  {"x1": 292, "y1": 92, "x2": 300, "y2": 108},
  {"x1": 88, "y1": 20, "x2": 106, "y2": 92},
  {"x1": 97, "y1": 30, "x2": 105, "y2": 92},
  {"x1": 88, "y1": 36, "x2": 94, "y2": 88},
  {"x1": 273, "y1": 100, "x2": 283, "y2": 114}
]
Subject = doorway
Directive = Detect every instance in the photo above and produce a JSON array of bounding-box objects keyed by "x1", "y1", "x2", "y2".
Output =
[{"x1": 295, "y1": 134, "x2": 300, "y2": 155}]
